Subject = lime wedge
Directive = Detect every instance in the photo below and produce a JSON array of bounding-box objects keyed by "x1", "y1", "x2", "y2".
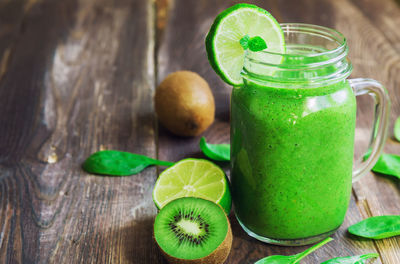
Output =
[
  {"x1": 153, "y1": 159, "x2": 231, "y2": 215},
  {"x1": 205, "y1": 3, "x2": 285, "y2": 85}
]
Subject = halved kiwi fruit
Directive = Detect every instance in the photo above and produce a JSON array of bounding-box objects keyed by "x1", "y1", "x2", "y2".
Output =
[{"x1": 154, "y1": 197, "x2": 232, "y2": 264}]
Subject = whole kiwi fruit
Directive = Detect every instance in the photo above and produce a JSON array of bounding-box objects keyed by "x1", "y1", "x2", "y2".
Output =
[
  {"x1": 154, "y1": 71, "x2": 215, "y2": 137},
  {"x1": 154, "y1": 197, "x2": 232, "y2": 264}
]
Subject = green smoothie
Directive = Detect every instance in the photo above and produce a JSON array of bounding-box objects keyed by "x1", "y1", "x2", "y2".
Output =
[{"x1": 231, "y1": 51, "x2": 357, "y2": 240}]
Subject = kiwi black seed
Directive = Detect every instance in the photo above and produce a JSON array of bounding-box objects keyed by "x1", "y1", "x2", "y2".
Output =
[{"x1": 154, "y1": 197, "x2": 232, "y2": 264}]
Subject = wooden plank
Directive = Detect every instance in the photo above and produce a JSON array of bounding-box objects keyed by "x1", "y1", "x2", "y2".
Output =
[
  {"x1": 0, "y1": 0, "x2": 161, "y2": 263},
  {"x1": 156, "y1": 0, "x2": 387, "y2": 263},
  {"x1": 349, "y1": 0, "x2": 400, "y2": 54}
]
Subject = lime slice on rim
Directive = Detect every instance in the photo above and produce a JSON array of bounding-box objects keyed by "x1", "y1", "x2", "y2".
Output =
[
  {"x1": 153, "y1": 159, "x2": 231, "y2": 215},
  {"x1": 205, "y1": 3, "x2": 285, "y2": 85}
]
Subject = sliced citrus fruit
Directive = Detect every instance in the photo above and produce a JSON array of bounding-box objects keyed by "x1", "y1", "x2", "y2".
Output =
[
  {"x1": 152, "y1": 159, "x2": 231, "y2": 215},
  {"x1": 205, "y1": 3, "x2": 285, "y2": 85}
]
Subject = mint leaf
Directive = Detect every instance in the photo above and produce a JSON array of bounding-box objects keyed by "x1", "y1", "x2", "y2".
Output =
[
  {"x1": 240, "y1": 34, "x2": 250, "y2": 50},
  {"x1": 239, "y1": 35, "x2": 267, "y2": 52},
  {"x1": 248, "y1": 36, "x2": 267, "y2": 51}
]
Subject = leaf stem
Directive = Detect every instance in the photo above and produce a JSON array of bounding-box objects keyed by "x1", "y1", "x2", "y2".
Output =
[
  {"x1": 295, "y1": 237, "x2": 333, "y2": 263},
  {"x1": 154, "y1": 160, "x2": 175, "y2": 167}
]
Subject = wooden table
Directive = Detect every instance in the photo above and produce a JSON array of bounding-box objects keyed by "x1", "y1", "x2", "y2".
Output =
[{"x1": 0, "y1": 0, "x2": 399, "y2": 263}]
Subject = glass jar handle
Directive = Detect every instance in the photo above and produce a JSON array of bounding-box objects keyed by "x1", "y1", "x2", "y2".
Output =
[{"x1": 349, "y1": 78, "x2": 391, "y2": 182}]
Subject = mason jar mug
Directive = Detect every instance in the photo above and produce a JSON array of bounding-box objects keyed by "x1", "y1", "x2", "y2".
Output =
[{"x1": 230, "y1": 23, "x2": 390, "y2": 246}]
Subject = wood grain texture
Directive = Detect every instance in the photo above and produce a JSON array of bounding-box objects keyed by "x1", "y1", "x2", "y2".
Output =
[
  {"x1": 0, "y1": 0, "x2": 161, "y2": 263},
  {"x1": 156, "y1": 0, "x2": 400, "y2": 263}
]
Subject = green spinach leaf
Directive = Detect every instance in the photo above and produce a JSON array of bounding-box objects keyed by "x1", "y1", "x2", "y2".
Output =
[
  {"x1": 199, "y1": 137, "x2": 230, "y2": 161},
  {"x1": 371, "y1": 153, "x2": 400, "y2": 179},
  {"x1": 254, "y1": 237, "x2": 333, "y2": 264},
  {"x1": 83, "y1": 150, "x2": 174, "y2": 176},
  {"x1": 364, "y1": 150, "x2": 400, "y2": 179},
  {"x1": 348, "y1": 215, "x2": 400, "y2": 239},
  {"x1": 395, "y1": 116, "x2": 400, "y2": 142},
  {"x1": 320, "y1": 253, "x2": 379, "y2": 264}
]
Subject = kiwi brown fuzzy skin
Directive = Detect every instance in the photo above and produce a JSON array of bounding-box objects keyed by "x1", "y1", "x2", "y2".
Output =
[
  {"x1": 154, "y1": 71, "x2": 215, "y2": 137},
  {"x1": 155, "y1": 217, "x2": 232, "y2": 264}
]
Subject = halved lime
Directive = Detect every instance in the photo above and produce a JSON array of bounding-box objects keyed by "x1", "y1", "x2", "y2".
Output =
[
  {"x1": 152, "y1": 159, "x2": 231, "y2": 215},
  {"x1": 205, "y1": 3, "x2": 285, "y2": 85}
]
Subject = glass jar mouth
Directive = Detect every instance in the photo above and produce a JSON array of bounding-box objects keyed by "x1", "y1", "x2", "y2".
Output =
[
  {"x1": 242, "y1": 23, "x2": 352, "y2": 88},
  {"x1": 255, "y1": 23, "x2": 347, "y2": 58}
]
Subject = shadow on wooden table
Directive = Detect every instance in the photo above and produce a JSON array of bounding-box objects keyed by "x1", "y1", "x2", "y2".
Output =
[
  {"x1": 226, "y1": 213, "x2": 319, "y2": 264},
  {"x1": 105, "y1": 216, "x2": 166, "y2": 264},
  {"x1": 226, "y1": 213, "x2": 271, "y2": 263}
]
